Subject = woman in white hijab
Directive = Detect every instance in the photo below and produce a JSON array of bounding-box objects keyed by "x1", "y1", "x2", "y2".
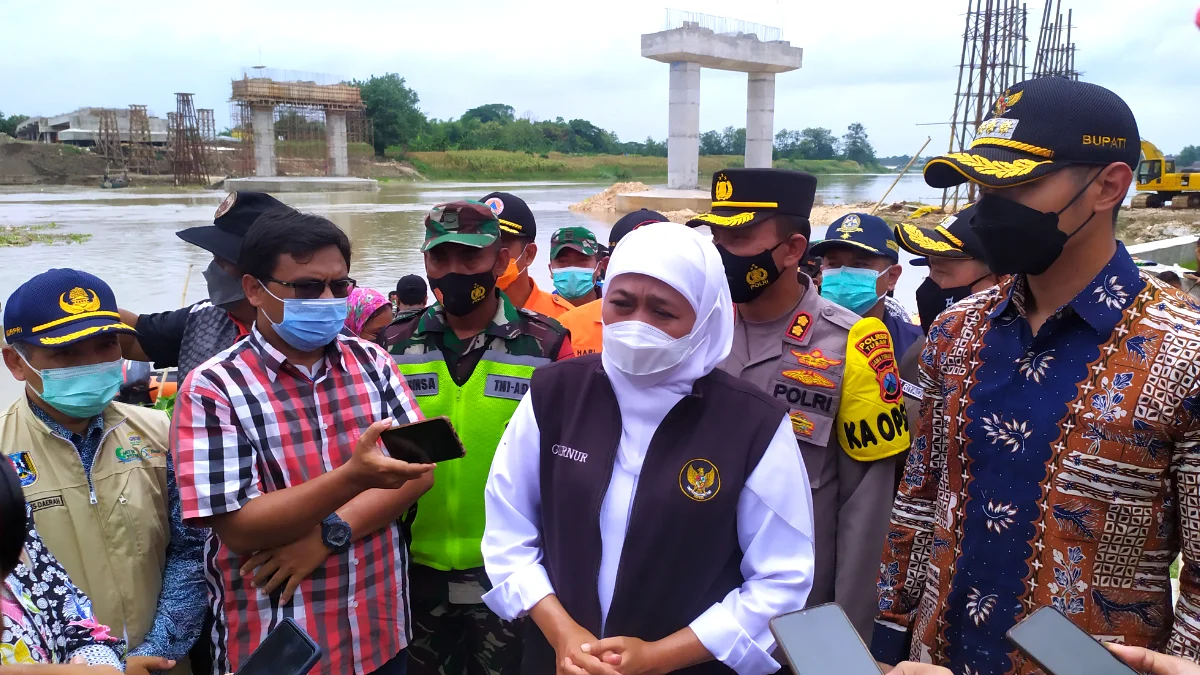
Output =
[{"x1": 482, "y1": 223, "x2": 815, "y2": 675}]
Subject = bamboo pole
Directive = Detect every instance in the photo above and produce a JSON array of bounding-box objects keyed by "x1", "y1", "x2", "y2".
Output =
[
  {"x1": 871, "y1": 136, "x2": 933, "y2": 216},
  {"x1": 180, "y1": 263, "x2": 194, "y2": 307}
]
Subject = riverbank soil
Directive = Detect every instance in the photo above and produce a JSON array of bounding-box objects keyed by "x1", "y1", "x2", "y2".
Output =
[
  {"x1": 0, "y1": 133, "x2": 109, "y2": 184},
  {"x1": 1116, "y1": 208, "x2": 1200, "y2": 245}
]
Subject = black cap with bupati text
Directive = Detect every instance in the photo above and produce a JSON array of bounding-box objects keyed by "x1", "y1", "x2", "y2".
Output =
[{"x1": 923, "y1": 77, "x2": 1141, "y2": 189}]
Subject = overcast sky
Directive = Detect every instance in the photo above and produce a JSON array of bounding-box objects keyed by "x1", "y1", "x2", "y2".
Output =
[{"x1": 2, "y1": 0, "x2": 1196, "y2": 156}]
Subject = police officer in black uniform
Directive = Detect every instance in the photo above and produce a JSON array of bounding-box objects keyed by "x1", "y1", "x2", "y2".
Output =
[{"x1": 119, "y1": 192, "x2": 294, "y2": 382}]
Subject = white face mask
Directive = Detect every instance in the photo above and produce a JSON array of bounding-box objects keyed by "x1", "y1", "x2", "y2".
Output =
[{"x1": 602, "y1": 320, "x2": 698, "y2": 377}]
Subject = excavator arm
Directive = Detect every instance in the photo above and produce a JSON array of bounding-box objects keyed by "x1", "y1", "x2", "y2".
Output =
[{"x1": 1141, "y1": 139, "x2": 1164, "y2": 162}]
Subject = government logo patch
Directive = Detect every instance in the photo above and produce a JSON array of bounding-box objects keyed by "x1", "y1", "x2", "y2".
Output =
[
  {"x1": 679, "y1": 459, "x2": 720, "y2": 502},
  {"x1": 8, "y1": 452, "x2": 37, "y2": 487}
]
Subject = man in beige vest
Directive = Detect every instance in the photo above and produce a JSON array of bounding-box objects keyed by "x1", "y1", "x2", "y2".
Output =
[
  {"x1": 1, "y1": 268, "x2": 204, "y2": 675},
  {"x1": 689, "y1": 168, "x2": 910, "y2": 639}
]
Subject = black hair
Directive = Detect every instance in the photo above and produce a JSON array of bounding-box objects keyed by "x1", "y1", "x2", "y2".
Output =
[
  {"x1": 0, "y1": 458, "x2": 28, "y2": 578},
  {"x1": 774, "y1": 214, "x2": 811, "y2": 242},
  {"x1": 238, "y1": 210, "x2": 352, "y2": 281},
  {"x1": 1157, "y1": 270, "x2": 1182, "y2": 284}
]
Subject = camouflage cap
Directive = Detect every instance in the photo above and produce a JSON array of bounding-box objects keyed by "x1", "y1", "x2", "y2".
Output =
[
  {"x1": 421, "y1": 200, "x2": 502, "y2": 252},
  {"x1": 550, "y1": 226, "x2": 600, "y2": 257}
]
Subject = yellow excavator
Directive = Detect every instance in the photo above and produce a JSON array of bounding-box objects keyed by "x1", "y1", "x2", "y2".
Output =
[{"x1": 1132, "y1": 140, "x2": 1199, "y2": 209}]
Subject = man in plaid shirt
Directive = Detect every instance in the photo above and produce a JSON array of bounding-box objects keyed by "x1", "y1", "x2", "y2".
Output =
[{"x1": 171, "y1": 209, "x2": 435, "y2": 675}]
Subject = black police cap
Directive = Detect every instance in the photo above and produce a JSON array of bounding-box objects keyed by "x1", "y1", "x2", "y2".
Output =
[
  {"x1": 482, "y1": 192, "x2": 536, "y2": 239},
  {"x1": 176, "y1": 191, "x2": 293, "y2": 263},
  {"x1": 895, "y1": 203, "x2": 987, "y2": 265},
  {"x1": 686, "y1": 168, "x2": 817, "y2": 234},
  {"x1": 924, "y1": 77, "x2": 1141, "y2": 189},
  {"x1": 608, "y1": 209, "x2": 668, "y2": 250}
]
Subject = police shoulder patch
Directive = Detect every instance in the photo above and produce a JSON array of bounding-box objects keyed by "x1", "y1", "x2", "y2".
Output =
[
  {"x1": 784, "y1": 312, "x2": 812, "y2": 343},
  {"x1": 789, "y1": 411, "x2": 815, "y2": 437},
  {"x1": 679, "y1": 459, "x2": 720, "y2": 502}
]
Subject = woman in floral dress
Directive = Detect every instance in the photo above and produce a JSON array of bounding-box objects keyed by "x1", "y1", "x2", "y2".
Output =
[{"x1": 1, "y1": 456, "x2": 124, "y2": 669}]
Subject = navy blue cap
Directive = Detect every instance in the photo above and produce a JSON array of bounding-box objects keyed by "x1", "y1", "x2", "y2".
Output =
[
  {"x1": 177, "y1": 191, "x2": 293, "y2": 263},
  {"x1": 4, "y1": 269, "x2": 135, "y2": 347},
  {"x1": 895, "y1": 203, "x2": 987, "y2": 267},
  {"x1": 482, "y1": 192, "x2": 536, "y2": 238},
  {"x1": 809, "y1": 213, "x2": 900, "y2": 263},
  {"x1": 608, "y1": 209, "x2": 668, "y2": 250}
]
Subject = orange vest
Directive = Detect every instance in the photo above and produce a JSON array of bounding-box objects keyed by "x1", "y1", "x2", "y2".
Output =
[
  {"x1": 558, "y1": 300, "x2": 603, "y2": 356},
  {"x1": 522, "y1": 280, "x2": 574, "y2": 319}
]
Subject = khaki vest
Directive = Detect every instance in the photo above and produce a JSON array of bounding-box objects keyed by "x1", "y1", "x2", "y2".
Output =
[{"x1": 0, "y1": 397, "x2": 171, "y2": 654}]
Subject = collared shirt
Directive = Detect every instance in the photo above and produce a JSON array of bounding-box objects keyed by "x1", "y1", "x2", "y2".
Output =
[
  {"x1": 2, "y1": 506, "x2": 125, "y2": 668},
  {"x1": 876, "y1": 243, "x2": 1200, "y2": 673},
  {"x1": 29, "y1": 402, "x2": 205, "y2": 662},
  {"x1": 172, "y1": 329, "x2": 423, "y2": 675},
  {"x1": 557, "y1": 299, "x2": 603, "y2": 356},
  {"x1": 521, "y1": 279, "x2": 574, "y2": 319}
]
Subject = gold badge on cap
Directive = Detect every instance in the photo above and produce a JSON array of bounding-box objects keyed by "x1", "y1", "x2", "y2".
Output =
[
  {"x1": 836, "y1": 214, "x2": 863, "y2": 240},
  {"x1": 992, "y1": 89, "x2": 1023, "y2": 116},
  {"x1": 215, "y1": 192, "x2": 237, "y2": 219},
  {"x1": 680, "y1": 459, "x2": 720, "y2": 502},
  {"x1": 59, "y1": 287, "x2": 101, "y2": 315},
  {"x1": 715, "y1": 174, "x2": 733, "y2": 201}
]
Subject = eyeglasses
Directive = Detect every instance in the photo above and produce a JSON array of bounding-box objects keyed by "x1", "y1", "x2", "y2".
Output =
[{"x1": 263, "y1": 277, "x2": 356, "y2": 299}]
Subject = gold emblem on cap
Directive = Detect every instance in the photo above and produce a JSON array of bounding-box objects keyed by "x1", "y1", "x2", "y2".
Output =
[
  {"x1": 470, "y1": 283, "x2": 487, "y2": 303},
  {"x1": 746, "y1": 264, "x2": 770, "y2": 289},
  {"x1": 59, "y1": 288, "x2": 101, "y2": 315},
  {"x1": 215, "y1": 192, "x2": 236, "y2": 219},
  {"x1": 714, "y1": 174, "x2": 733, "y2": 201},
  {"x1": 836, "y1": 214, "x2": 863, "y2": 240},
  {"x1": 992, "y1": 89, "x2": 1023, "y2": 116}
]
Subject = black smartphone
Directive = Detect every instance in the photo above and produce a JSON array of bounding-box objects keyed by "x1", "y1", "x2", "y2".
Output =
[
  {"x1": 1006, "y1": 606, "x2": 1137, "y2": 675},
  {"x1": 769, "y1": 603, "x2": 882, "y2": 674},
  {"x1": 380, "y1": 416, "x2": 466, "y2": 464},
  {"x1": 235, "y1": 617, "x2": 322, "y2": 675}
]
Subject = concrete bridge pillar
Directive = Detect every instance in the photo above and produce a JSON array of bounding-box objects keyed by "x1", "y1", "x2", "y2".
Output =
[
  {"x1": 668, "y1": 61, "x2": 701, "y2": 190},
  {"x1": 251, "y1": 105, "x2": 276, "y2": 177},
  {"x1": 326, "y1": 111, "x2": 349, "y2": 177},
  {"x1": 745, "y1": 72, "x2": 776, "y2": 169}
]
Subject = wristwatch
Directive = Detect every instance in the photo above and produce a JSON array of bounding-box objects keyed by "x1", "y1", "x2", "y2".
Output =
[{"x1": 321, "y1": 513, "x2": 352, "y2": 553}]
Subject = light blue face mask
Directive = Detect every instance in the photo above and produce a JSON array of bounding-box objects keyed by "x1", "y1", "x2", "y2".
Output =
[
  {"x1": 552, "y1": 266, "x2": 597, "y2": 300},
  {"x1": 261, "y1": 285, "x2": 348, "y2": 352},
  {"x1": 21, "y1": 354, "x2": 123, "y2": 419},
  {"x1": 820, "y1": 266, "x2": 884, "y2": 315}
]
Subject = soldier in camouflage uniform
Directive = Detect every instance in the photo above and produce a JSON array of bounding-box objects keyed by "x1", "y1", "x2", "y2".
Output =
[{"x1": 380, "y1": 200, "x2": 571, "y2": 675}]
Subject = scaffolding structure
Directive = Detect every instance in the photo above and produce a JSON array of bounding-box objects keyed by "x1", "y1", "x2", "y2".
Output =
[
  {"x1": 228, "y1": 95, "x2": 373, "y2": 178},
  {"x1": 943, "y1": 0, "x2": 1028, "y2": 210},
  {"x1": 173, "y1": 93, "x2": 209, "y2": 186},
  {"x1": 166, "y1": 112, "x2": 177, "y2": 164},
  {"x1": 96, "y1": 109, "x2": 124, "y2": 165},
  {"x1": 197, "y1": 109, "x2": 216, "y2": 143},
  {"x1": 1032, "y1": 0, "x2": 1078, "y2": 79},
  {"x1": 127, "y1": 104, "x2": 156, "y2": 174}
]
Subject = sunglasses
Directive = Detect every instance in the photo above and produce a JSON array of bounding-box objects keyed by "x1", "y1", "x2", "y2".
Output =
[{"x1": 263, "y1": 277, "x2": 357, "y2": 300}]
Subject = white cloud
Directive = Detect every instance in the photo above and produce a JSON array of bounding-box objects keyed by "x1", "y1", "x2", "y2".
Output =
[{"x1": 1, "y1": 0, "x2": 1195, "y2": 156}]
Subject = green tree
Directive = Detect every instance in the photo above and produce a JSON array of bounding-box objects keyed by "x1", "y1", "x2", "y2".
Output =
[
  {"x1": 799, "y1": 127, "x2": 839, "y2": 160},
  {"x1": 0, "y1": 111, "x2": 29, "y2": 137},
  {"x1": 462, "y1": 104, "x2": 516, "y2": 125},
  {"x1": 841, "y1": 122, "x2": 876, "y2": 166},
  {"x1": 353, "y1": 74, "x2": 426, "y2": 156},
  {"x1": 775, "y1": 129, "x2": 803, "y2": 159},
  {"x1": 1179, "y1": 145, "x2": 1200, "y2": 168}
]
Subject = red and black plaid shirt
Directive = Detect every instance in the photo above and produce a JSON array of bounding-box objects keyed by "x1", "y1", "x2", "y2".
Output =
[{"x1": 172, "y1": 328, "x2": 422, "y2": 675}]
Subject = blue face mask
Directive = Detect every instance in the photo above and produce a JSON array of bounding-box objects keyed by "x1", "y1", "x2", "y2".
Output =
[
  {"x1": 261, "y1": 286, "x2": 348, "y2": 352},
  {"x1": 552, "y1": 267, "x2": 597, "y2": 300},
  {"x1": 21, "y1": 354, "x2": 123, "y2": 419},
  {"x1": 820, "y1": 267, "x2": 884, "y2": 315}
]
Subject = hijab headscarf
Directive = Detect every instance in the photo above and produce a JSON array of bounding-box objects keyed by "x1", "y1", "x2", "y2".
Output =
[
  {"x1": 601, "y1": 221, "x2": 734, "y2": 434},
  {"x1": 344, "y1": 287, "x2": 390, "y2": 337}
]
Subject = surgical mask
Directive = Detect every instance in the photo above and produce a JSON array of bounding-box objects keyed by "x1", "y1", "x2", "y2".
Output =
[
  {"x1": 496, "y1": 246, "x2": 531, "y2": 290},
  {"x1": 715, "y1": 242, "x2": 783, "y2": 304},
  {"x1": 20, "y1": 354, "x2": 123, "y2": 419},
  {"x1": 202, "y1": 260, "x2": 246, "y2": 309},
  {"x1": 261, "y1": 285, "x2": 347, "y2": 352},
  {"x1": 602, "y1": 320, "x2": 698, "y2": 377},
  {"x1": 915, "y1": 275, "x2": 988, "y2": 333},
  {"x1": 972, "y1": 170, "x2": 1101, "y2": 276},
  {"x1": 821, "y1": 267, "x2": 884, "y2": 315},
  {"x1": 552, "y1": 267, "x2": 596, "y2": 300},
  {"x1": 429, "y1": 270, "x2": 496, "y2": 317}
]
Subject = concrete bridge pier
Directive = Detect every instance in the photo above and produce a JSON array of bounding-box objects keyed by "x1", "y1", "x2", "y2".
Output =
[
  {"x1": 745, "y1": 72, "x2": 776, "y2": 169},
  {"x1": 325, "y1": 111, "x2": 349, "y2": 177},
  {"x1": 668, "y1": 62, "x2": 702, "y2": 190},
  {"x1": 251, "y1": 105, "x2": 276, "y2": 178}
]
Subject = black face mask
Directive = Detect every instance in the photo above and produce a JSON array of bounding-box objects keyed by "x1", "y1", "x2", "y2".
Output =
[
  {"x1": 716, "y1": 242, "x2": 784, "y2": 304},
  {"x1": 916, "y1": 274, "x2": 989, "y2": 334},
  {"x1": 429, "y1": 269, "x2": 496, "y2": 317},
  {"x1": 971, "y1": 170, "x2": 1101, "y2": 276}
]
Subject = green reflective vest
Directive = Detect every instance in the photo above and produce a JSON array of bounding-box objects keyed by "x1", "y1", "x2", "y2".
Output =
[{"x1": 395, "y1": 349, "x2": 550, "y2": 571}]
